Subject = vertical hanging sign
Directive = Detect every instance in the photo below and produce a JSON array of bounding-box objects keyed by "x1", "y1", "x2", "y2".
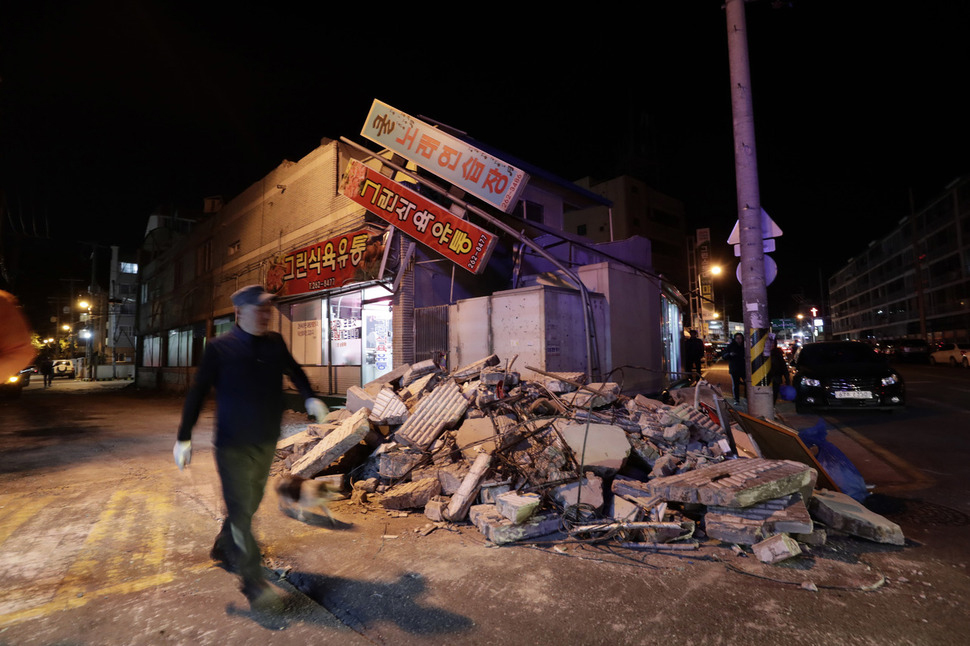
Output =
[{"x1": 360, "y1": 99, "x2": 529, "y2": 213}]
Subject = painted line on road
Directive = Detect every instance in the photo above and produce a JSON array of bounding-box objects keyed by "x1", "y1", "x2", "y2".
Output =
[
  {"x1": 0, "y1": 489, "x2": 176, "y2": 628},
  {"x1": 834, "y1": 422, "x2": 936, "y2": 493},
  {"x1": 0, "y1": 496, "x2": 54, "y2": 546}
]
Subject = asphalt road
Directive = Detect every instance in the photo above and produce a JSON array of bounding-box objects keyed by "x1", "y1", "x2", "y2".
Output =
[{"x1": 1, "y1": 375, "x2": 968, "y2": 645}]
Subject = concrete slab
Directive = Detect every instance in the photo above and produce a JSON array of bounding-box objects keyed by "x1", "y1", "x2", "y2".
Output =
[{"x1": 809, "y1": 489, "x2": 905, "y2": 545}]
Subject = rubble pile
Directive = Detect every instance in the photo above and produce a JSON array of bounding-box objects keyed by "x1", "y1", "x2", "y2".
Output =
[{"x1": 274, "y1": 355, "x2": 904, "y2": 561}]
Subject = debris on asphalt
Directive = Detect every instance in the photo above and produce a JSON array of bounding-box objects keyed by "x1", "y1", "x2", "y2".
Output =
[{"x1": 272, "y1": 354, "x2": 906, "y2": 561}]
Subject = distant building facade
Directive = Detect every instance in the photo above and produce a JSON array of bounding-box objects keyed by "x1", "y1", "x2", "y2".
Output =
[
  {"x1": 563, "y1": 175, "x2": 689, "y2": 293},
  {"x1": 829, "y1": 174, "x2": 970, "y2": 342}
]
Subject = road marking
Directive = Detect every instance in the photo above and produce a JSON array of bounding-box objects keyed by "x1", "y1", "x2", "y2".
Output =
[
  {"x1": 0, "y1": 489, "x2": 175, "y2": 628},
  {"x1": 0, "y1": 496, "x2": 54, "y2": 546}
]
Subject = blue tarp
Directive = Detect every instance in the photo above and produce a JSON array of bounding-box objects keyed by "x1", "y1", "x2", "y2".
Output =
[{"x1": 798, "y1": 418, "x2": 869, "y2": 502}]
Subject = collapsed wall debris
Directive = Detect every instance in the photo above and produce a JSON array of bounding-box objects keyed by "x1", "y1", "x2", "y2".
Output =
[{"x1": 273, "y1": 355, "x2": 906, "y2": 561}]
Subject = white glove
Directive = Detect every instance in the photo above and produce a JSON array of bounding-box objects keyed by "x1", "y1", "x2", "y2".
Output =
[
  {"x1": 173, "y1": 440, "x2": 192, "y2": 470},
  {"x1": 305, "y1": 397, "x2": 329, "y2": 422}
]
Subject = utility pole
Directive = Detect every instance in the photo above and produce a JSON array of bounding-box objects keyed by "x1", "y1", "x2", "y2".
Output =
[{"x1": 725, "y1": 0, "x2": 773, "y2": 418}]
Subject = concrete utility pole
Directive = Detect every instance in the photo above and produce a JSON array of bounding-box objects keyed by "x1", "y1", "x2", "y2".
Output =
[{"x1": 725, "y1": 0, "x2": 773, "y2": 418}]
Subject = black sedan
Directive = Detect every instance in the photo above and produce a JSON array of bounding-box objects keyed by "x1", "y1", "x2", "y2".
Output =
[{"x1": 791, "y1": 341, "x2": 905, "y2": 413}]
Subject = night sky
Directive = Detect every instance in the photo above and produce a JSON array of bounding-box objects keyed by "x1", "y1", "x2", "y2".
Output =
[{"x1": 2, "y1": 1, "x2": 968, "y2": 328}]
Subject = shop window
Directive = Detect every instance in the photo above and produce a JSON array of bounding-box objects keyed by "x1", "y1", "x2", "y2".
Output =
[
  {"x1": 330, "y1": 291, "x2": 362, "y2": 365},
  {"x1": 362, "y1": 288, "x2": 393, "y2": 384},
  {"x1": 289, "y1": 299, "x2": 326, "y2": 366}
]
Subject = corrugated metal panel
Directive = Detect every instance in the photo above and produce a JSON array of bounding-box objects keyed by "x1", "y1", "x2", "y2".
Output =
[{"x1": 415, "y1": 304, "x2": 449, "y2": 369}]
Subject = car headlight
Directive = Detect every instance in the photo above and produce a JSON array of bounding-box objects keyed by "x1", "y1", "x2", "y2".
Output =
[
  {"x1": 801, "y1": 377, "x2": 821, "y2": 388},
  {"x1": 6, "y1": 375, "x2": 20, "y2": 384},
  {"x1": 882, "y1": 374, "x2": 899, "y2": 386}
]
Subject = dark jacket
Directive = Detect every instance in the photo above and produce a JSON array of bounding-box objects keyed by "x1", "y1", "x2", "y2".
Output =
[
  {"x1": 178, "y1": 325, "x2": 314, "y2": 447},
  {"x1": 720, "y1": 339, "x2": 746, "y2": 376}
]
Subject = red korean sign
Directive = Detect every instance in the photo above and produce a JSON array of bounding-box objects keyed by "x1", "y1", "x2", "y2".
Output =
[
  {"x1": 340, "y1": 159, "x2": 498, "y2": 275},
  {"x1": 265, "y1": 227, "x2": 386, "y2": 297}
]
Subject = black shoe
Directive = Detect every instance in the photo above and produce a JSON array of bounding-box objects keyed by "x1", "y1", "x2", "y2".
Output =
[
  {"x1": 242, "y1": 579, "x2": 284, "y2": 612},
  {"x1": 210, "y1": 539, "x2": 239, "y2": 573}
]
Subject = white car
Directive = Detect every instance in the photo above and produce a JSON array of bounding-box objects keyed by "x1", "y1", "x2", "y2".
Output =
[
  {"x1": 929, "y1": 343, "x2": 970, "y2": 367},
  {"x1": 52, "y1": 360, "x2": 76, "y2": 379}
]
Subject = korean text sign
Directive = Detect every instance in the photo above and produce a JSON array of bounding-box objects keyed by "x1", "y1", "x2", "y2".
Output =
[
  {"x1": 265, "y1": 227, "x2": 385, "y2": 297},
  {"x1": 340, "y1": 159, "x2": 497, "y2": 275},
  {"x1": 360, "y1": 99, "x2": 529, "y2": 213}
]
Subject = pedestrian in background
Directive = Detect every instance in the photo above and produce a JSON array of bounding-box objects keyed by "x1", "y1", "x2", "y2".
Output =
[
  {"x1": 40, "y1": 357, "x2": 54, "y2": 387},
  {"x1": 719, "y1": 332, "x2": 746, "y2": 404},
  {"x1": 683, "y1": 329, "x2": 705, "y2": 379},
  {"x1": 0, "y1": 290, "x2": 36, "y2": 384},
  {"x1": 770, "y1": 339, "x2": 791, "y2": 404},
  {"x1": 173, "y1": 284, "x2": 329, "y2": 610}
]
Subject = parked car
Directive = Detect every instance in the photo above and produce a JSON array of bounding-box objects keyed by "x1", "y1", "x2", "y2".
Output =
[
  {"x1": 929, "y1": 342, "x2": 970, "y2": 367},
  {"x1": 791, "y1": 341, "x2": 905, "y2": 413},
  {"x1": 52, "y1": 359, "x2": 75, "y2": 379},
  {"x1": 893, "y1": 338, "x2": 931, "y2": 363},
  {"x1": 0, "y1": 367, "x2": 32, "y2": 398}
]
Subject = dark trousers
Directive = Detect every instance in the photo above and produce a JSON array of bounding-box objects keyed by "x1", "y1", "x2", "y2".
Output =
[
  {"x1": 214, "y1": 441, "x2": 276, "y2": 585},
  {"x1": 730, "y1": 370, "x2": 744, "y2": 402},
  {"x1": 685, "y1": 356, "x2": 702, "y2": 377}
]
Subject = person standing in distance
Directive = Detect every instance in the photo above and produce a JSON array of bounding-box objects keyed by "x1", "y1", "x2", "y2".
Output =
[
  {"x1": 719, "y1": 332, "x2": 747, "y2": 404},
  {"x1": 173, "y1": 284, "x2": 328, "y2": 609},
  {"x1": 683, "y1": 329, "x2": 705, "y2": 379}
]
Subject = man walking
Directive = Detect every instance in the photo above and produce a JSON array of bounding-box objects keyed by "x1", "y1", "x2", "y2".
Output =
[{"x1": 173, "y1": 285, "x2": 328, "y2": 609}]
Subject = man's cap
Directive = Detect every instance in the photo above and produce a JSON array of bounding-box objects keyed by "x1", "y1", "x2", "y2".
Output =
[{"x1": 231, "y1": 284, "x2": 276, "y2": 307}]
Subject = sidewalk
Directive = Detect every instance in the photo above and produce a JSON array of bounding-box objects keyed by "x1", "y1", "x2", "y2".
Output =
[{"x1": 698, "y1": 363, "x2": 915, "y2": 492}]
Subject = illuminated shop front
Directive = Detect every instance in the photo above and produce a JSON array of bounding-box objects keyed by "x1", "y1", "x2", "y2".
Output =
[{"x1": 271, "y1": 225, "x2": 399, "y2": 393}]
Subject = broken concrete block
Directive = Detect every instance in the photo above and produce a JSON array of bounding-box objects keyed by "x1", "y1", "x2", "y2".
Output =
[
  {"x1": 412, "y1": 462, "x2": 469, "y2": 495},
  {"x1": 403, "y1": 372, "x2": 437, "y2": 402},
  {"x1": 479, "y1": 480, "x2": 512, "y2": 504},
  {"x1": 809, "y1": 489, "x2": 905, "y2": 545},
  {"x1": 627, "y1": 434, "x2": 660, "y2": 465},
  {"x1": 450, "y1": 354, "x2": 501, "y2": 383},
  {"x1": 663, "y1": 423, "x2": 690, "y2": 444},
  {"x1": 380, "y1": 477, "x2": 442, "y2": 510},
  {"x1": 370, "y1": 387, "x2": 409, "y2": 425},
  {"x1": 346, "y1": 383, "x2": 381, "y2": 413},
  {"x1": 364, "y1": 363, "x2": 408, "y2": 389},
  {"x1": 644, "y1": 458, "x2": 817, "y2": 508},
  {"x1": 537, "y1": 371, "x2": 584, "y2": 394},
  {"x1": 495, "y1": 491, "x2": 541, "y2": 524},
  {"x1": 611, "y1": 477, "x2": 664, "y2": 512},
  {"x1": 486, "y1": 512, "x2": 561, "y2": 545},
  {"x1": 444, "y1": 451, "x2": 492, "y2": 522},
  {"x1": 706, "y1": 493, "x2": 814, "y2": 542},
  {"x1": 394, "y1": 378, "x2": 469, "y2": 451},
  {"x1": 424, "y1": 496, "x2": 450, "y2": 522},
  {"x1": 290, "y1": 408, "x2": 372, "y2": 478},
  {"x1": 401, "y1": 359, "x2": 440, "y2": 387},
  {"x1": 551, "y1": 472, "x2": 604, "y2": 511},
  {"x1": 558, "y1": 423, "x2": 631, "y2": 476},
  {"x1": 456, "y1": 417, "x2": 499, "y2": 461},
  {"x1": 470, "y1": 504, "x2": 561, "y2": 545},
  {"x1": 378, "y1": 447, "x2": 425, "y2": 479},
  {"x1": 793, "y1": 527, "x2": 827, "y2": 546},
  {"x1": 649, "y1": 454, "x2": 679, "y2": 479},
  {"x1": 610, "y1": 495, "x2": 643, "y2": 521},
  {"x1": 752, "y1": 533, "x2": 803, "y2": 564},
  {"x1": 560, "y1": 382, "x2": 620, "y2": 408},
  {"x1": 705, "y1": 512, "x2": 765, "y2": 545}
]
